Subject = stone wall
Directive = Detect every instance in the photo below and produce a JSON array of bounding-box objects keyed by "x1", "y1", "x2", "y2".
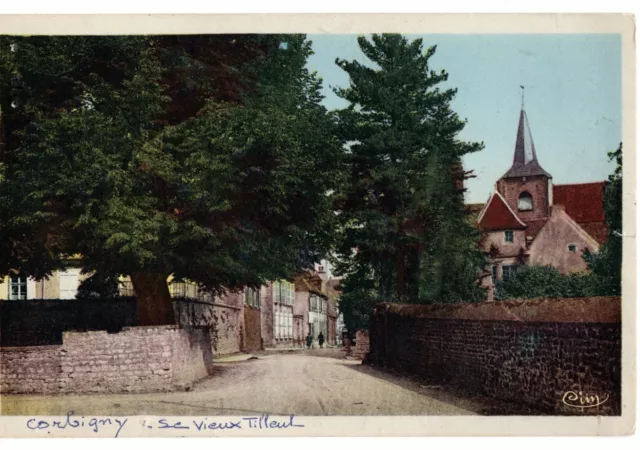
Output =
[
  {"x1": 0, "y1": 298, "x2": 137, "y2": 347},
  {"x1": 368, "y1": 297, "x2": 621, "y2": 415},
  {"x1": 0, "y1": 326, "x2": 213, "y2": 394},
  {"x1": 1, "y1": 297, "x2": 243, "y2": 357},
  {"x1": 173, "y1": 297, "x2": 242, "y2": 357},
  {"x1": 353, "y1": 330, "x2": 370, "y2": 360}
]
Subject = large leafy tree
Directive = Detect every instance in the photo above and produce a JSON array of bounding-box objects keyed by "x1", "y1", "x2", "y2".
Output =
[
  {"x1": 333, "y1": 34, "x2": 486, "y2": 330},
  {"x1": 0, "y1": 35, "x2": 340, "y2": 325}
]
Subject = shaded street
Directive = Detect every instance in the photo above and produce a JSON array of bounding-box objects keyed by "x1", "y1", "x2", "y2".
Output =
[{"x1": 1, "y1": 349, "x2": 495, "y2": 416}]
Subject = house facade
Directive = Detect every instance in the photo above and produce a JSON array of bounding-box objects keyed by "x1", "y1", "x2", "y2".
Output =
[
  {"x1": 0, "y1": 260, "x2": 85, "y2": 301},
  {"x1": 476, "y1": 103, "x2": 607, "y2": 300},
  {"x1": 1, "y1": 267, "x2": 339, "y2": 351}
]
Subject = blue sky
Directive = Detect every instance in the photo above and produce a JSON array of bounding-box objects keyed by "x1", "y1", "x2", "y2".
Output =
[{"x1": 306, "y1": 34, "x2": 622, "y2": 204}]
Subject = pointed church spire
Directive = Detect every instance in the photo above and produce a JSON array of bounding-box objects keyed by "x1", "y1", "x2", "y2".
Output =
[{"x1": 502, "y1": 88, "x2": 551, "y2": 179}]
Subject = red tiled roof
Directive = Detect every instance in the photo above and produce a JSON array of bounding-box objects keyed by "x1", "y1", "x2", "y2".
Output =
[
  {"x1": 553, "y1": 182, "x2": 606, "y2": 223},
  {"x1": 579, "y1": 222, "x2": 608, "y2": 245},
  {"x1": 478, "y1": 192, "x2": 526, "y2": 230}
]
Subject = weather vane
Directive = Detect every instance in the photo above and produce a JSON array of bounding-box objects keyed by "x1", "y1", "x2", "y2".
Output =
[{"x1": 520, "y1": 85, "x2": 525, "y2": 107}]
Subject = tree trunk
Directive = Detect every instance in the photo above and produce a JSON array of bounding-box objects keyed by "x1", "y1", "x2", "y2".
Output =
[{"x1": 130, "y1": 272, "x2": 176, "y2": 326}]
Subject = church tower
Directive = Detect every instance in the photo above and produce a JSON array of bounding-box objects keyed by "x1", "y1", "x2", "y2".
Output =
[{"x1": 496, "y1": 93, "x2": 552, "y2": 222}]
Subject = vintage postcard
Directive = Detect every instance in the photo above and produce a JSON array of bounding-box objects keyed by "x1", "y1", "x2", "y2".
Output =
[{"x1": 0, "y1": 13, "x2": 635, "y2": 438}]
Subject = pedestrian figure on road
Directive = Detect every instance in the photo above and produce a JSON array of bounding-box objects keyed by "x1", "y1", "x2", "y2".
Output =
[
  {"x1": 318, "y1": 332, "x2": 325, "y2": 348},
  {"x1": 306, "y1": 333, "x2": 313, "y2": 349}
]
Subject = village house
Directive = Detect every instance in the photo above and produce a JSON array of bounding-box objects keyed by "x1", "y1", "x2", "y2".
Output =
[
  {"x1": 0, "y1": 257, "x2": 85, "y2": 300},
  {"x1": 326, "y1": 278, "x2": 342, "y2": 346},
  {"x1": 475, "y1": 102, "x2": 607, "y2": 300},
  {"x1": 1, "y1": 265, "x2": 338, "y2": 352},
  {"x1": 293, "y1": 270, "x2": 328, "y2": 347}
]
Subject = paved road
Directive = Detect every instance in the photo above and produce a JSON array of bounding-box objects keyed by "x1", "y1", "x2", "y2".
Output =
[{"x1": 2, "y1": 349, "x2": 485, "y2": 416}]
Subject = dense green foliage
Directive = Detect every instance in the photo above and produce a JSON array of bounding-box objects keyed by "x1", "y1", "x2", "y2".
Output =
[
  {"x1": 332, "y1": 34, "x2": 486, "y2": 331},
  {"x1": 494, "y1": 265, "x2": 602, "y2": 300},
  {"x1": 0, "y1": 35, "x2": 340, "y2": 323},
  {"x1": 76, "y1": 272, "x2": 121, "y2": 301},
  {"x1": 583, "y1": 143, "x2": 623, "y2": 296}
]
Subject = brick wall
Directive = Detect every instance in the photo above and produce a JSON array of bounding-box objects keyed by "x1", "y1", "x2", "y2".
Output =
[
  {"x1": 368, "y1": 297, "x2": 621, "y2": 415},
  {"x1": 497, "y1": 175, "x2": 550, "y2": 221},
  {"x1": 1, "y1": 326, "x2": 213, "y2": 394}
]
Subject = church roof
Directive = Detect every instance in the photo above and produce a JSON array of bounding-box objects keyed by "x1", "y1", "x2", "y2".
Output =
[
  {"x1": 477, "y1": 191, "x2": 527, "y2": 230},
  {"x1": 553, "y1": 182, "x2": 608, "y2": 244},
  {"x1": 553, "y1": 182, "x2": 606, "y2": 223},
  {"x1": 501, "y1": 108, "x2": 552, "y2": 179}
]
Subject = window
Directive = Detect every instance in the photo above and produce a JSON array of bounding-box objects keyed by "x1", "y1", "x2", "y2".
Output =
[
  {"x1": 273, "y1": 281, "x2": 294, "y2": 305},
  {"x1": 502, "y1": 265, "x2": 518, "y2": 281},
  {"x1": 243, "y1": 287, "x2": 260, "y2": 308},
  {"x1": 504, "y1": 230, "x2": 514, "y2": 243},
  {"x1": 274, "y1": 310, "x2": 292, "y2": 339},
  {"x1": 491, "y1": 265, "x2": 498, "y2": 285},
  {"x1": 568, "y1": 244, "x2": 576, "y2": 253},
  {"x1": 9, "y1": 274, "x2": 27, "y2": 300},
  {"x1": 518, "y1": 192, "x2": 533, "y2": 211},
  {"x1": 170, "y1": 281, "x2": 199, "y2": 299}
]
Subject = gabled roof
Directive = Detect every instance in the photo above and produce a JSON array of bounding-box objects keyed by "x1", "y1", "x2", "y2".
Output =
[
  {"x1": 579, "y1": 222, "x2": 608, "y2": 245},
  {"x1": 501, "y1": 108, "x2": 552, "y2": 179},
  {"x1": 540, "y1": 206, "x2": 601, "y2": 251},
  {"x1": 553, "y1": 182, "x2": 608, "y2": 245},
  {"x1": 477, "y1": 191, "x2": 527, "y2": 230}
]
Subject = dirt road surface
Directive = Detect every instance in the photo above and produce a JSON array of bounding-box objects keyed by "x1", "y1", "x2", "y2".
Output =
[{"x1": 1, "y1": 349, "x2": 499, "y2": 416}]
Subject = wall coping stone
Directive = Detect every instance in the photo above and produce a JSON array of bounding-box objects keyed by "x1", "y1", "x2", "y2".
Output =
[
  {"x1": 121, "y1": 325, "x2": 180, "y2": 331},
  {"x1": 0, "y1": 345, "x2": 61, "y2": 353},
  {"x1": 376, "y1": 296, "x2": 620, "y2": 324}
]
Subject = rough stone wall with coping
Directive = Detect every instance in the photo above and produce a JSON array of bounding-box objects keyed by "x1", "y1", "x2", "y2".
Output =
[
  {"x1": 0, "y1": 325, "x2": 213, "y2": 394},
  {"x1": 1, "y1": 297, "x2": 243, "y2": 357},
  {"x1": 368, "y1": 296, "x2": 621, "y2": 415},
  {"x1": 173, "y1": 296, "x2": 242, "y2": 357},
  {"x1": 353, "y1": 330, "x2": 370, "y2": 360}
]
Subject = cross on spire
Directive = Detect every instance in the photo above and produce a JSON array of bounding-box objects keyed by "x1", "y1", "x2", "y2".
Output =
[{"x1": 520, "y1": 85, "x2": 525, "y2": 108}]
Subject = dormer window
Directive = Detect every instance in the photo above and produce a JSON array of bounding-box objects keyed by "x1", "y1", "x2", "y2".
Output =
[{"x1": 518, "y1": 192, "x2": 533, "y2": 211}]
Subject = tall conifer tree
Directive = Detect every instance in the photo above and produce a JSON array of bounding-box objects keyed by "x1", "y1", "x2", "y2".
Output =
[{"x1": 333, "y1": 34, "x2": 486, "y2": 331}]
